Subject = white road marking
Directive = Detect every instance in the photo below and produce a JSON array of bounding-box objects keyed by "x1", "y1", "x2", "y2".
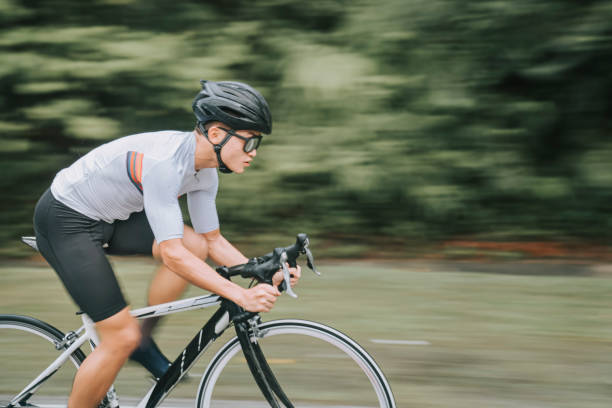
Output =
[{"x1": 370, "y1": 339, "x2": 431, "y2": 345}]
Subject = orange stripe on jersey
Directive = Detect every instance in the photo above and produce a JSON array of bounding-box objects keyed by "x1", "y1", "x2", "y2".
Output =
[
  {"x1": 135, "y1": 152, "x2": 144, "y2": 183},
  {"x1": 126, "y1": 151, "x2": 143, "y2": 193},
  {"x1": 129, "y1": 152, "x2": 135, "y2": 176}
]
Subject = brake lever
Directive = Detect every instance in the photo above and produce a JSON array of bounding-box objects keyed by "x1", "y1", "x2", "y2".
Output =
[
  {"x1": 302, "y1": 238, "x2": 320, "y2": 276},
  {"x1": 279, "y1": 252, "x2": 298, "y2": 298}
]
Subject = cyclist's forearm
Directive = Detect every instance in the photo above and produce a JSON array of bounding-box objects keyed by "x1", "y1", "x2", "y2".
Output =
[
  {"x1": 159, "y1": 239, "x2": 245, "y2": 305},
  {"x1": 203, "y1": 230, "x2": 248, "y2": 267}
]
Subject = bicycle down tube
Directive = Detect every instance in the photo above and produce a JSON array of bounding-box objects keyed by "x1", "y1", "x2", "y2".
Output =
[{"x1": 139, "y1": 306, "x2": 230, "y2": 408}]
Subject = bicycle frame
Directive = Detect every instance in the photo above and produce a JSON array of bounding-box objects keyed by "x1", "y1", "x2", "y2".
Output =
[
  {"x1": 13, "y1": 233, "x2": 322, "y2": 408},
  {"x1": 10, "y1": 292, "x2": 293, "y2": 408},
  {"x1": 11, "y1": 294, "x2": 226, "y2": 408}
]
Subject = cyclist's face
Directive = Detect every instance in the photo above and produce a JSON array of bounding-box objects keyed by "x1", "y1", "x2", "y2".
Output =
[{"x1": 220, "y1": 129, "x2": 260, "y2": 174}]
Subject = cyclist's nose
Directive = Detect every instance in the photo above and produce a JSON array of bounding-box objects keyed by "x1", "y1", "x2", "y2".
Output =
[{"x1": 248, "y1": 149, "x2": 257, "y2": 158}]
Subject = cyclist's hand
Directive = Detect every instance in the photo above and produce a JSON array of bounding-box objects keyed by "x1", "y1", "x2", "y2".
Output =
[
  {"x1": 272, "y1": 264, "x2": 301, "y2": 288},
  {"x1": 241, "y1": 284, "x2": 280, "y2": 312}
]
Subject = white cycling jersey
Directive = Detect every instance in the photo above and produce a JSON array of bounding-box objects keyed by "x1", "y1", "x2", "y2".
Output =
[{"x1": 51, "y1": 130, "x2": 219, "y2": 243}]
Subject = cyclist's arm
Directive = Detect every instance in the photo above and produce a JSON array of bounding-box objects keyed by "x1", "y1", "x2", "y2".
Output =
[
  {"x1": 186, "y1": 178, "x2": 254, "y2": 271},
  {"x1": 186, "y1": 186, "x2": 243, "y2": 266},
  {"x1": 185, "y1": 171, "x2": 300, "y2": 288},
  {"x1": 187, "y1": 173, "x2": 219, "y2": 235},
  {"x1": 186, "y1": 175, "x2": 245, "y2": 266},
  {"x1": 159, "y1": 239, "x2": 279, "y2": 312},
  {"x1": 158, "y1": 238, "x2": 243, "y2": 305},
  {"x1": 203, "y1": 228, "x2": 248, "y2": 267},
  {"x1": 142, "y1": 162, "x2": 278, "y2": 311}
]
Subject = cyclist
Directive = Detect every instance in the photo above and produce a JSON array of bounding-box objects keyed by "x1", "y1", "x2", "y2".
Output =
[{"x1": 32, "y1": 80, "x2": 300, "y2": 408}]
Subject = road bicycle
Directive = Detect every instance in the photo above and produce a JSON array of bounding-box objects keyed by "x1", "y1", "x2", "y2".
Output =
[{"x1": 1, "y1": 233, "x2": 396, "y2": 407}]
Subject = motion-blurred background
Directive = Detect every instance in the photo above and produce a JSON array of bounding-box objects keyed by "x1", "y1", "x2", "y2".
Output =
[
  {"x1": 2, "y1": 0, "x2": 611, "y2": 257},
  {"x1": 1, "y1": 2, "x2": 612, "y2": 407}
]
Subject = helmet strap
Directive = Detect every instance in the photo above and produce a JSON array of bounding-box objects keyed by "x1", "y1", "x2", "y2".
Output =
[{"x1": 199, "y1": 123, "x2": 233, "y2": 174}]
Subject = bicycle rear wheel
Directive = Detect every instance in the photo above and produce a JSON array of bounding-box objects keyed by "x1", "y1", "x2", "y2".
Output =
[
  {"x1": 197, "y1": 319, "x2": 395, "y2": 408},
  {"x1": 0, "y1": 315, "x2": 85, "y2": 408}
]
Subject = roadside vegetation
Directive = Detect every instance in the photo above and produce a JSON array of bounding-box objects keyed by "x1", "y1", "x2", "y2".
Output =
[{"x1": 2, "y1": 1, "x2": 612, "y2": 257}]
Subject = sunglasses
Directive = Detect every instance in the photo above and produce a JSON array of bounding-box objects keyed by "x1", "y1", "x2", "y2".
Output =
[{"x1": 218, "y1": 127, "x2": 262, "y2": 153}]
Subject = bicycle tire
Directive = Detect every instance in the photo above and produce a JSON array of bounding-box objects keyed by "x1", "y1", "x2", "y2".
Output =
[
  {"x1": 196, "y1": 319, "x2": 396, "y2": 408},
  {"x1": 0, "y1": 314, "x2": 86, "y2": 408}
]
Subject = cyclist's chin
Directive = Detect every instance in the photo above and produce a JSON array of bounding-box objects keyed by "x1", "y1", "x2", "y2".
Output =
[{"x1": 230, "y1": 163, "x2": 246, "y2": 174}]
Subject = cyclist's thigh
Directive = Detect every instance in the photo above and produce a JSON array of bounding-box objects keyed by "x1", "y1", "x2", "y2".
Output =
[
  {"x1": 106, "y1": 210, "x2": 154, "y2": 256},
  {"x1": 33, "y1": 189, "x2": 127, "y2": 323}
]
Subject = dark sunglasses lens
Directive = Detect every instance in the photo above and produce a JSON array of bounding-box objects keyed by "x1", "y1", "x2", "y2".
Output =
[{"x1": 244, "y1": 137, "x2": 261, "y2": 152}]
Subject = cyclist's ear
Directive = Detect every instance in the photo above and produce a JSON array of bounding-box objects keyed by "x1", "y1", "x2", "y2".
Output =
[{"x1": 206, "y1": 125, "x2": 226, "y2": 144}]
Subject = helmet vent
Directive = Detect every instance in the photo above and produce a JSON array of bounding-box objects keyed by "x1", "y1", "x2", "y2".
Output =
[
  {"x1": 220, "y1": 107, "x2": 243, "y2": 118},
  {"x1": 223, "y1": 89, "x2": 240, "y2": 97}
]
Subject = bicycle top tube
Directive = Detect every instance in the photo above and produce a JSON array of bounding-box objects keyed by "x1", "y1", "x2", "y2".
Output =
[{"x1": 130, "y1": 294, "x2": 221, "y2": 320}]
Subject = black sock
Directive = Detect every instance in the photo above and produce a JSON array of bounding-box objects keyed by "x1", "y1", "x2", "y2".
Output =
[{"x1": 130, "y1": 317, "x2": 171, "y2": 379}]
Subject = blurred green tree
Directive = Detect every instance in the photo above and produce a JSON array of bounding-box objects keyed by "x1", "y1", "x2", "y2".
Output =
[{"x1": 1, "y1": 0, "x2": 611, "y2": 257}]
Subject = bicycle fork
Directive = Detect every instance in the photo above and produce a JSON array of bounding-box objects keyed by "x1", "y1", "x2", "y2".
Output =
[{"x1": 234, "y1": 316, "x2": 294, "y2": 408}]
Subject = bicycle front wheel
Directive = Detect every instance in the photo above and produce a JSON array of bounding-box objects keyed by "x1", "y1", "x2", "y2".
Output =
[
  {"x1": 197, "y1": 319, "x2": 395, "y2": 408},
  {"x1": 0, "y1": 315, "x2": 86, "y2": 408}
]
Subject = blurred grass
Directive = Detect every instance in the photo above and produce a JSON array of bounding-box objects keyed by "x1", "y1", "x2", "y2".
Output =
[{"x1": 1, "y1": 257, "x2": 612, "y2": 406}]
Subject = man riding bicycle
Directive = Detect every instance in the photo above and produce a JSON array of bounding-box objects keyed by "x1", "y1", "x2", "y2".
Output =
[{"x1": 32, "y1": 80, "x2": 300, "y2": 408}]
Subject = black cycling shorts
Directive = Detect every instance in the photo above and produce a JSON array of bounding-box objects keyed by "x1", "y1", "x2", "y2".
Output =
[{"x1": 33, "y1": 188, "x2": 155, "y2": 322}]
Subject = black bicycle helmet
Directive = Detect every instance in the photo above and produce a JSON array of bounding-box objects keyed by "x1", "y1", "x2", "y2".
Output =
[
  {"x1": 192, "y1": 80, "x2": 272, "y2": 174},
  {"x1": 193, "y1": 80, "x2": 272, "y2": 134}
]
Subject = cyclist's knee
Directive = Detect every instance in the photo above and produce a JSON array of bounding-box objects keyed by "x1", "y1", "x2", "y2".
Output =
[
  {"x1": 117, "y1": 321, "x2": 142, "y2": 354},
  {"x1": 96, "y1": 309, "x2": 142, "y2": 355},
  {"x1": 105, "y1": 326, "x2": 141, "y2": 358}
]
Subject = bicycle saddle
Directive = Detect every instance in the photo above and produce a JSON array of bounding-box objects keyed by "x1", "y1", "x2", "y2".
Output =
[{"x1": 21, "y1": 236, "x2": 38, "y2": 251}]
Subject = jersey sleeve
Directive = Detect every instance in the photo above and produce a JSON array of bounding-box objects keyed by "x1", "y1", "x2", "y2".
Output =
[
  {"x1": 141, "y1": 161, "x2": 184, "y2": 243},
  {"x1": 187, "y1": 172, "x2": 220, "y2": 234}
]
